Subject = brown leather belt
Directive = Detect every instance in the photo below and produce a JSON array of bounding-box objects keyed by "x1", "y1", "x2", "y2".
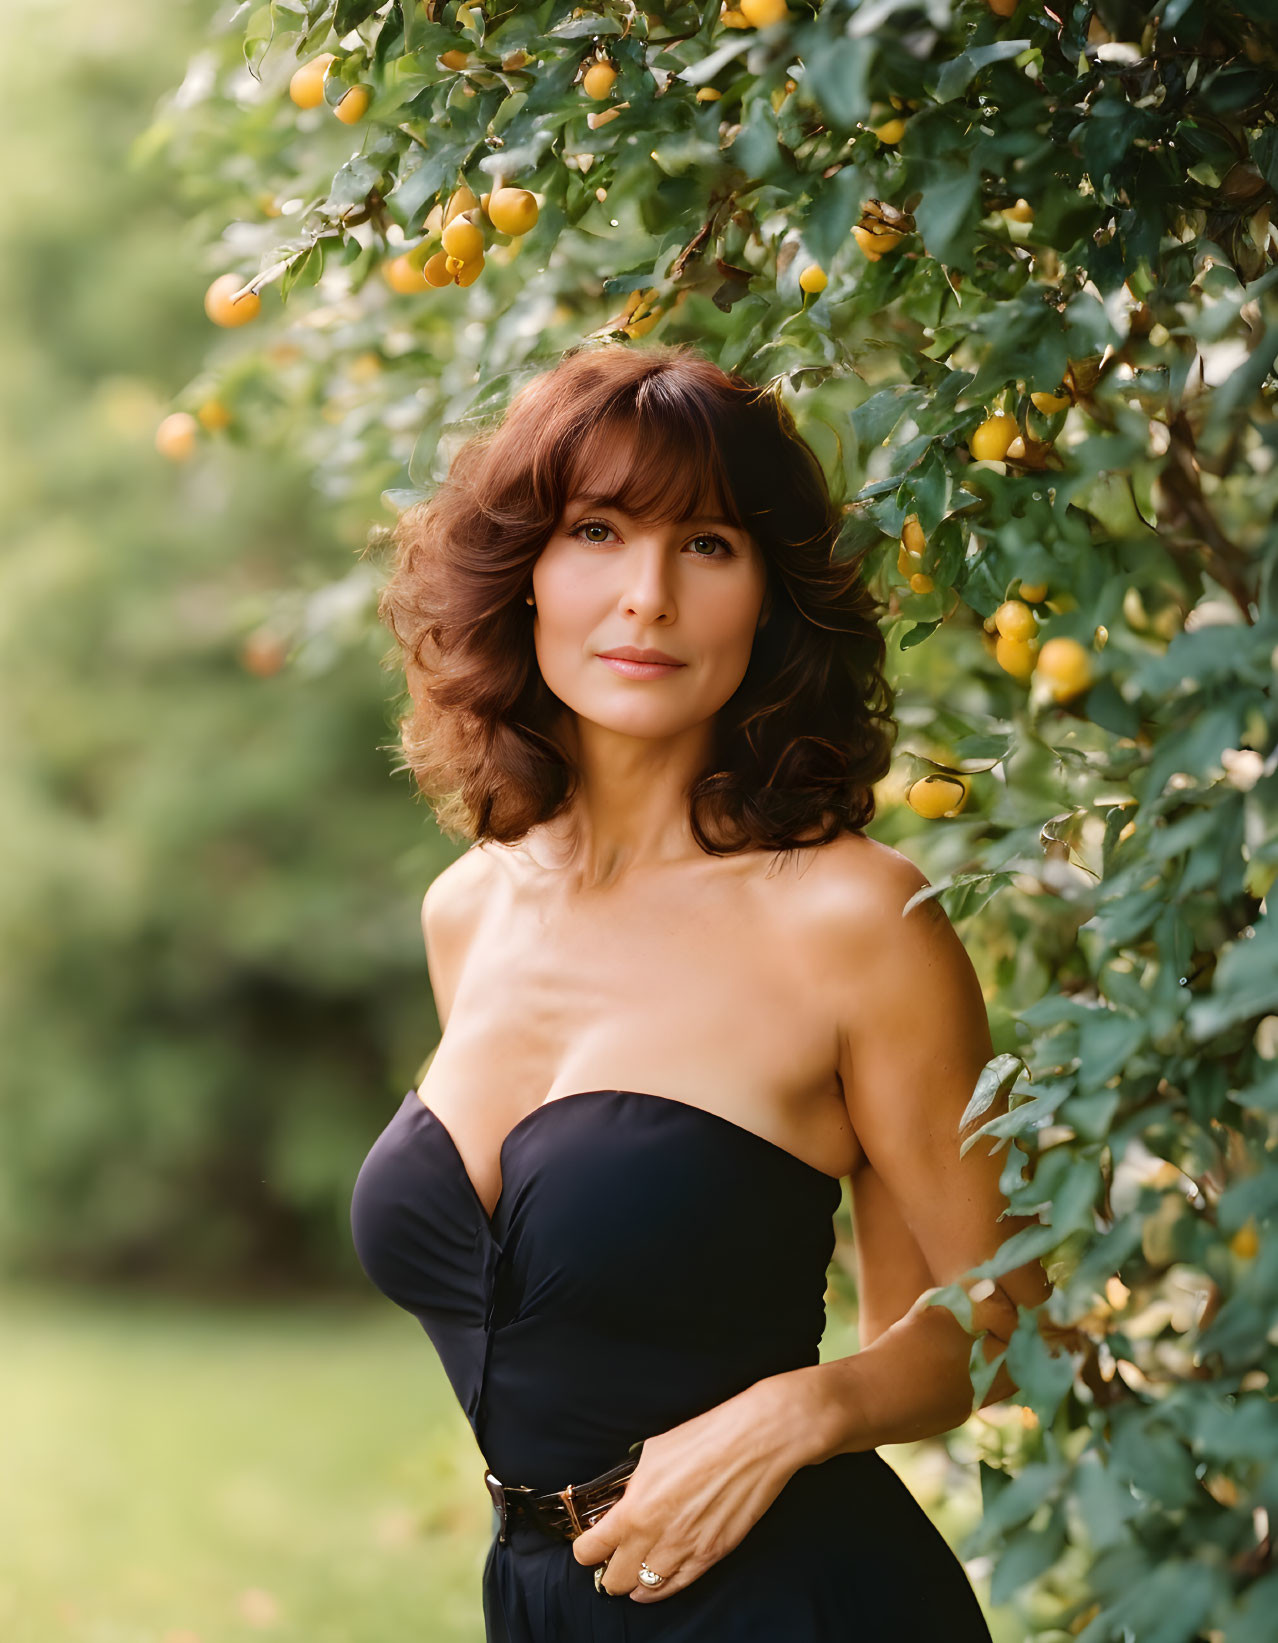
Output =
[{"x1": 484, "y1": 1441, "x2": 643, "y2": 1544}]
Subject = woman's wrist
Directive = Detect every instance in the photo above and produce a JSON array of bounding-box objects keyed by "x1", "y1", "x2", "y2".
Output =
[{"x1": 749, "y1": 1363, "x2": 859, "y2": 1475}]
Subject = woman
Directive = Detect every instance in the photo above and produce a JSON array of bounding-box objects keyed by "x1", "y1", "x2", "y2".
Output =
[{"x1": 350, "y1": 341, "x2": 1052, "y2": 1641}]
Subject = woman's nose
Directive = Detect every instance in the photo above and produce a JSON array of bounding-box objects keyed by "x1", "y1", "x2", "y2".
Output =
[{"x1": 619, "y1": 547, "x2": 675, "y2": 621}]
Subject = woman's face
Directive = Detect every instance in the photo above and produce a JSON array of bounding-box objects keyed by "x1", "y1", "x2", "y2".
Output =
[{"x1": 529, "y1": 464, "x2": 770, "y2": 742}]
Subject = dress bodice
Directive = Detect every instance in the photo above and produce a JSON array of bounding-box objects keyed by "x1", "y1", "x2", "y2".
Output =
[{"x1": 350, "y1": 1087, "x2": 843, "y2": 1492}]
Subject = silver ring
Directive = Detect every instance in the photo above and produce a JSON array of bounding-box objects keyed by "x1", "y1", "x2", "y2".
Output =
[
  {"x1": 593, "y1": 1556, "x2": 611, "y2": 1595},
  {"x1": 637, "y1": 1562, "x2": 665, "y2": 1588}
]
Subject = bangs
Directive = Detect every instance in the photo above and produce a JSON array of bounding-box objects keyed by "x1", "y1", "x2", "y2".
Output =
[{"x1": 558, "y1": 406, "x2": 743, "y2": 531}]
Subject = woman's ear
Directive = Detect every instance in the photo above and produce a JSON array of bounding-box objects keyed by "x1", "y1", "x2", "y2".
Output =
[{"x1": 757, "y1": 587, "x2": 773, "y2": 629}]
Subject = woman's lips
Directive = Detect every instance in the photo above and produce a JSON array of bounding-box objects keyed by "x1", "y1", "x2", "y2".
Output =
[{"x1": 597, "y1": 655, "x2": 686, "y2": 680}]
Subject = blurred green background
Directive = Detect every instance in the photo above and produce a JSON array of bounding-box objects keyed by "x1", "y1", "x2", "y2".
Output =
[
  {"x1": 0, "y1": 2, "x2": 481, "y2": 1639},
  {"x1": 0, "y1": 4, "x2": 1012, "y2": 1640}
]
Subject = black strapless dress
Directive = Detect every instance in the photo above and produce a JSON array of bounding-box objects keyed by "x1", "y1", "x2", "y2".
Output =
[{"x1": 350, "y1": 1086, "x2": 994, "y2": 1641}]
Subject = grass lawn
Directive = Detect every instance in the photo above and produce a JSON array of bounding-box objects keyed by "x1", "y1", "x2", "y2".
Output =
[
  {"x1": 0, "y1": 1280, "x2": 491, "y2": 1643},
  {"x1": 1, "y1": 1279, "x2": 1015, "y2": 1643}
]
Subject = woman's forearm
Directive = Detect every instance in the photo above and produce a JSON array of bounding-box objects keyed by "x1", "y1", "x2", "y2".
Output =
[{"x1": 768, "y1": 1299, "x2": 1021, "y2": 1469}]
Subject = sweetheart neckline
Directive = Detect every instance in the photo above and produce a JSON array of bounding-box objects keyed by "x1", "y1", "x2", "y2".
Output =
[{"x1": 406, "y1": 1086, "x2": 844, "y2": 1231}]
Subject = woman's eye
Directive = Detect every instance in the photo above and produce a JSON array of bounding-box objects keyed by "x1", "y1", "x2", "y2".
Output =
[{"x1": 569, "y1": 519, "x2": 734, "y2": 558}]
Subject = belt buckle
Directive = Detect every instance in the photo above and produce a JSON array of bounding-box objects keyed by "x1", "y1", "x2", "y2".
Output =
[
  {"x1": 484, "y1": 1469, "x2": 535, "y2": 1545},
  {"x1": 558, "y1": 1481, "x2": 586, "y2": 1539},
  {"x1": 558, "y1": 1478, "x2": 624, "y2": 1540}
]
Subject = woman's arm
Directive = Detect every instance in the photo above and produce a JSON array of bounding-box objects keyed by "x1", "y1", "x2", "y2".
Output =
[
  {"x1": 780, "y1": 845, "x2": 1053, "y2": 1465},
  {"x1": 848, "y1": 1161, "x2": 942, "y2": 1349}
]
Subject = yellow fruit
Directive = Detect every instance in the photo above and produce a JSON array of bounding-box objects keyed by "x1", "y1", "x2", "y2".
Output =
[
  {"x1": 995, "y1": 599, "x2": 1038, "y2": 643},
  {"x1": 241, "y1": 631, "x2": 288, "y2": 675},
  {"x1": 906, "y1": 774, "x2": 968, "y2": 818},
  {"x1": 155, "y1": 411, "x2": 198, "y2": 462},
  {"x1": 908, "y1": 571, "x2": 934, "y2": 594},
  {"x1": 443, "y1": 186, "x2": 479, "y2": 225},
  {"x1": 1230, "y1": 1219, "x2": 1259, "y2": 1259},
  {"x1": 441, "y1": 212, "x2": 485, "y2": 260},
  {"x1": 196, "y1": 398, "x2": 232, "y2": 433},
  {"x1": 423, "y1": 251, "x2": 454, "y2": 287},
  {"x1": 996, "y1": 635, "x2": 1037, "y2": 680},
  {"x1": 897, "y1": 545, "x2": 919, "y2": 576},
  {"x1": 440, "y1": 49, "x2": 470, "y2": 68},
  {"x1": 1036, "y1": 637, "x2": 1092, "y2": 701},
  {"x1": 740, "y1": 0, "x2": 789, "y2": 23},
  {"x1": 901, "y1": 515, "x2": 925, "y2": 556},
  {"x1": 969, "y1": 414, "x2": 1018, "y2": 462},
  {"x1": 798, "y1": 263, "x2": 827, "y2": 294},
  {"x1": 696, "y1": 87, "x2": 722, "y2": 101},
  {"x1": 204, "y1": 273, "x2": 261, "y2": 327},
  {"x1": 1007, "y1": 434, "x2": 1056, "y2": 469},
  {"x1": 582, "y1": 60, "x2": 617, "y2": 99},
  {"x1": 334, "y1": 84, "x2": 371, "y2": 123},
  {"x1": 720, "y1": 4, "x2": 751, "y2": 24},
  {"x1": 501, "y1": 49, "x2": 531, "y2": 70},
  {"x1": 486, "y1": 186, "x2": 539, "y2": 235},
  {"x1": 289, "y1": 53, "x2": 336, "y2": 109},
  {"x1": 625, "y1": 307, "x2": 663, "y2": 337},
  {"x1": 455, "y1": 254, "x2": 484, "y2": 287},
  {"x1": 1001, "y1": 198, "x2": 1034, "y2": 223},
  {"x1": 871, "y1": 117, "x2": 906, "y2": 144},
  {"x1": 1030, "y1": 389, "x2": 1071, "y2": 414},
  {"x1": 852, "y1": 225, "x2": 902, "y2": 260},
  {"x1": 1018, "y1": 581, "x2": 1048, "y2": 603},
  {"x1": 383, "y1": 253, "x2": 430, "y2": 293},
  {"x1": 986, "y1": 0, "x2": 1017, "y2": 13}
]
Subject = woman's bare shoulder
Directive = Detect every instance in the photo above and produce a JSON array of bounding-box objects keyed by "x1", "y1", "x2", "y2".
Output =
[
  {"x1": 772, "y1": 830, "x2": 929, "y2": 919},
  {"x1": 767, "y1": 831, "x2": 941, "y2": 983},
  {"x1": 421, "y1": 840, "x2": 504, "y2": 936}
]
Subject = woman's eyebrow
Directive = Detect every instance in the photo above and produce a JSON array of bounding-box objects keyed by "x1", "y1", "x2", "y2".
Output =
[{"x1": 565, "y1": 495, "x2": 736, "y2": 526}]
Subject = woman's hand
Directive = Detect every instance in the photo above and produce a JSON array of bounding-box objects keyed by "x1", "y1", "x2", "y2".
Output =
[{"x1": 570, "y1": 1371, "x2": 820, "y2": 1603}]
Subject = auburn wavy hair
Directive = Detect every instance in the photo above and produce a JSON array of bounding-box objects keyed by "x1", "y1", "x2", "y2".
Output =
[{"x1": 376, "y1": 340, "x2": 896, "y2": 854}]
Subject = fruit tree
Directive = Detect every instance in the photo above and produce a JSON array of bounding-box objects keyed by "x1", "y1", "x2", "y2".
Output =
[{"x1": 150, "y1": 1, "x2": 1278, "y2": 1635}]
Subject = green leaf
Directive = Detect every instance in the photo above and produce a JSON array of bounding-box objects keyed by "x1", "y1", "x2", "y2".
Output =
[
  {"x1": 803, "y1": 38, "x2": 870, "y2": 129},
  {"x1": 959, "y1": 1052, "x2": 1028, "y2": 1134},
  {"x1": 1004, "y1": 1319, "x2": 1077, "y2": 1422},
  {"x1": 548, "y1": 12, "x2": 622, "y2": 39},
  {"x1": 851, "y1": 387, "x2": 923, "y2": 454},
  {"x1": 913, "y1": 158, "x2": 981, "y2": 267},
  {"x1": 328, "y1": 154, "x2": 383, "y2": 210},
  {"x1": 934, "y1": 40, "x2": 1031, "y2": 103},
  {"x1": 242, "y1": 3, "x2": 275, "y2": 74},
  {"x1": 279, "y1": 241, "x2": 324, "y2": 299},
  {"x1": 676, "y1": 32, "x2": 754, "y2": 87},
  {"x1": 334, "y1": 0, "x2": 382, "y2": 30},
  {"x1": 1187, "y1": 913, "x2": 1278, "y2": 1039},
  {"x1": 898, "y1": 618, "x2": 939, "y2": 650}
]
